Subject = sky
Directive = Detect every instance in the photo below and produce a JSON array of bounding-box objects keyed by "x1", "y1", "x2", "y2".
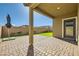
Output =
[{"x1": 0, "y1": 3, "x2": 53, "y2": 27}]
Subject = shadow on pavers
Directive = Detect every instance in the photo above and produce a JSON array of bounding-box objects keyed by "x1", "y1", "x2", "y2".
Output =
[
  {"x1": 27, "y1": 45, "x2": 34, "y2": 56},
  {"x1": 55, "y1": 37, "x2": 77, "y2": 45},
  {"x1": 2, "y1": 38, "x2": 15, "y2": 42}
]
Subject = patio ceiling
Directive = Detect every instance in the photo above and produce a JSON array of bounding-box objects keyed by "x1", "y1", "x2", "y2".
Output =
[{"x1": 24, "y1": 3, "x2": 77, "y2": 18}]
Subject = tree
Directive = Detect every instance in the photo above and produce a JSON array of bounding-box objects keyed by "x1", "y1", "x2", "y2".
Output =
[{"x1": 5, "y1": 14, "x2": 12, "y2": 28}]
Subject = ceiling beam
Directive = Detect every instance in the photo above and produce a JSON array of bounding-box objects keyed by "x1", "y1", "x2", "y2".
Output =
[
  {"x1": 24, "y1": 3, "x2": 40, "y2": 9},
  {"x1": 30, "y1": 3, "x2": 40, "y2": 9}
]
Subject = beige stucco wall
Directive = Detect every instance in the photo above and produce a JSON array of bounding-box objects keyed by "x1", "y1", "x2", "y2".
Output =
[
  {"x1": 53, "y1": 12, "x2": 77, "y2": 38},
  {"x1": 53, "y1": 17, "x2": 62, "y2": 38}
]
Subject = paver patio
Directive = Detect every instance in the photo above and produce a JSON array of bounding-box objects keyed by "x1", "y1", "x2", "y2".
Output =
[{"x1": 0, "y1": 35, "x2": 79, "y2": 56}]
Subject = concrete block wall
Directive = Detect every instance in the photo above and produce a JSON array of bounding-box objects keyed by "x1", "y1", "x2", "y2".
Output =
[
  {"x1": 1, "y1": 26, "x2": 52, "y2": 37},
  {"x1": 2, "y1": 26, "x2": 29, "y2": 37}
]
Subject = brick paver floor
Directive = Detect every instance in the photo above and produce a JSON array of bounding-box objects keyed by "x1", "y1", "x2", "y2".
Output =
[{"x1": 0, "y1": 35, "x2": 79, "y2": 56}]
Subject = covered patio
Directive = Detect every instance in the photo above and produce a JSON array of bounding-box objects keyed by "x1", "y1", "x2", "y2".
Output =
[
  {"x1": 0, "y1": 3, "x2": 79, "y2": 56},
  {"x1": 24, "y1": 3, "x2": 79, "y2": 46}
]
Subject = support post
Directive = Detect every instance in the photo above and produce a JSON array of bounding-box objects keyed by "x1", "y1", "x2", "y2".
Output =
[
  {"x1": 52, "y1": 19, "x2": 54, "y2": 37},
  {"x1": 29, "y1": 7, "x2": 33, "y2": 45},
  {"x1": 77, "y1": 4, "x2": 79, "y2": 46}
]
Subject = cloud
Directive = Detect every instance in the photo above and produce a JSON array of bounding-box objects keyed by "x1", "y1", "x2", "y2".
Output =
[{"x1": 12, "y1": 23, "x2": 16, "y2": 26}]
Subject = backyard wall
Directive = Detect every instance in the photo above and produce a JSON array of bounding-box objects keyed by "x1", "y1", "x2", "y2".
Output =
[
  {"x1": 1, "y1": 26, "x2": 52, "y2": 37},
  {"x1": 2, "y1": 26, "x2": 29, "y2": 37},
  {"x1": 34, "y1": 26, "x2": 52, "y2": 34}
]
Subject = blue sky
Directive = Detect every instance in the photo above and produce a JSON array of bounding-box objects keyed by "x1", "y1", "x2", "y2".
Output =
[{"x1": 0, "y1": 3, "x2": 53, "y2": 27}]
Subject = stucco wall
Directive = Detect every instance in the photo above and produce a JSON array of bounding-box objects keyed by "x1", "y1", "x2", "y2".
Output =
[
  {"x1": 53, "y1": 12, "x2": 77, "y2": 38},
  {"x1": 53, "y1": 17, "x2": 62, "y2": 38}
]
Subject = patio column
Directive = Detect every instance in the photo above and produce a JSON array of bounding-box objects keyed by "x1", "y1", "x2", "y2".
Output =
[
  {"x1": 77, "y1": 4, "x2": 79, "y2": 46},
  {"x1": 52, "y1": 19, "x2": 54, "y2": 37},
  {"x1": 29, "y1": 7, "x2": 34, "y2": 45},
  {"x1": 0, "y1": 26, "x2": 2, "y2": 42}
]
